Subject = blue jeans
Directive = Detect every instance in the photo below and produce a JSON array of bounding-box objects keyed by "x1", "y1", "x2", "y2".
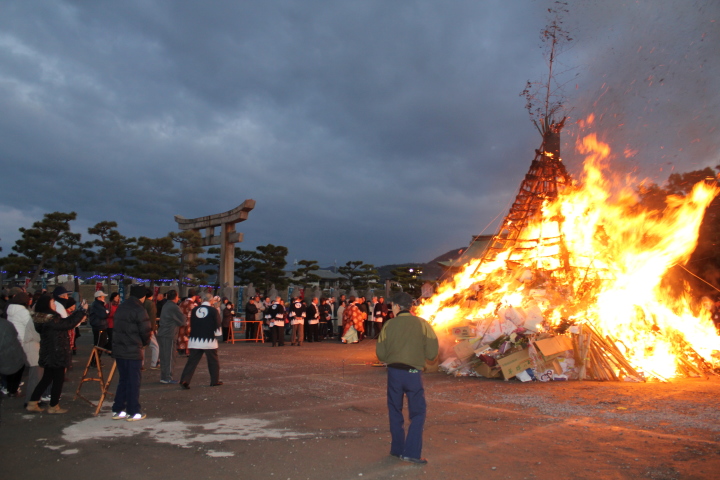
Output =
[
  {"x1": 113, "y1": 358, "x2": 142, "y2": 416},
  {"x1": 387, "y1": 367, "x2": 426, "y2": 459}
]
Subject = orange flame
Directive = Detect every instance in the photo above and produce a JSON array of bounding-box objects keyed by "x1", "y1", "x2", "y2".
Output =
[{"x1": 418, "y1": 133, "x2": 720, "y2": 379}]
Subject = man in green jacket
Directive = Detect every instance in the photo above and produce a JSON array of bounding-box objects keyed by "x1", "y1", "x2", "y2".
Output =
[{"x1": 376, "y1": 296, "x2": 438, "y2": 465}]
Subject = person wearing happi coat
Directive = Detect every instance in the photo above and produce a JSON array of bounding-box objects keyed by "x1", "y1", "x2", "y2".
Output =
[
  {"x1": 179, "y1": 293, "x2": 223, "y2": 389},
  {"x1": 267, "y1": 297, "x2": 286, "y2": 347},
  {"x1": 289, "y1": 297, "x2": 305, "y2": 346}
]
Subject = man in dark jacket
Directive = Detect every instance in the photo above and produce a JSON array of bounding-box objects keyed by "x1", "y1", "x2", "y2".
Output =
[
  {"x1": 371, "y1": 296, "x2": 389, "y2": 339},
  {"x1": 156, "y1": 293, "x2": 167, "y2": 317},
  {"x1": 0, "y1": 315, "x2": 24, "y2": 418},
  {"x1": 157, "y1": 290, "x2": 185, "y2": 384},
  {"x1": 306, "y1": 297, "x2": 320, "y2": 343},
  {"x1": 111, "y1": 285, "x2": 151, "y2": 421},
  {"x1": 244, "y1": 298, "x2": 259, "y2": 340},
  {"x1": 88, "y1": 290, "x2": 109, "y2": 354}
]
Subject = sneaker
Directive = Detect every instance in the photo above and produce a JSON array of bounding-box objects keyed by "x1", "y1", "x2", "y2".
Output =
[
  {"x1": 210, "y1": 381, "x2": 224, "y2": 387},
  {"x1": 159, "y1": 379, "x2": 179, "y2": 384},
  {"x1": 112, "y1": 411, "x2": 128, "y2": 420},
  {"x1": 40, "y1": 395, "x2": 51, "y2": 402},
  {"x1": 150, "y1": 365, "x2": 160, "y2": 370},
  {"x1": 180, "y1": 381, "x2": 190, "y2": 390},
  {"x1": 126, "y1": 413, "x2": 146, "y2": 422},
  {"x1": 400, "y1": 456, "x2": 428, "y2": 465}
]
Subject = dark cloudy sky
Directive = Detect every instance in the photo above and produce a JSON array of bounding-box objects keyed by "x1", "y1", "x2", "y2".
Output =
[{"x1": 1, "y1": 0, "x2": 718, "y2": 268}]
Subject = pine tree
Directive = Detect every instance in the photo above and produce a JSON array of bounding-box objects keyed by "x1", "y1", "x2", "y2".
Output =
[
  {"x1": 253, "y1": 244, "x2": 288, "y2": 291},
  {"x1": 294, "y1": 259, "x2": 321, "y2": 284},
  {"x1": 339, "y1": 261, "x2": 379, "y2": 289},
  {"x1": 132, "y1": 236, "x2": 178, "y2": 286},
  {"x1": 234, "y1": 247, "x2": 258, "y2": 285},
  {"x1": 0, "y1": 211, "x2": 77, "y2": 285},
  {"x1": 87, "y1": 221, "x2": 136, "y2": 289},
  {"x1": 54, "y1": 232, "x2": 93, "y2": 293}
]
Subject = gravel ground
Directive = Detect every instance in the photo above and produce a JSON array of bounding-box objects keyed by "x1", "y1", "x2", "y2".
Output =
[{"x1": 2, "y1": 328, "x2": 720, "y2": 480}]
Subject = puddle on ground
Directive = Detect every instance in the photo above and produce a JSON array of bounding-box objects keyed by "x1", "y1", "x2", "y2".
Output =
[{"x1": 62, "y1": 416, "x2": 312, "y2": 448}]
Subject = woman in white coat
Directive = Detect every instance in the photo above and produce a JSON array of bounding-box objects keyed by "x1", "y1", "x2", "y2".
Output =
[{"x1": 6, "y1": 292, "x2": 41, "y2": 406}]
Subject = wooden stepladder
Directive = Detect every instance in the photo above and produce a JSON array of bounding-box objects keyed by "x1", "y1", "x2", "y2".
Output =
[
  {"x1": 74, "y1": 345, "x2": 117, "y2": 416},
  {"x1": 228, "y1": 319, "x2": 264, "y2": 344}
]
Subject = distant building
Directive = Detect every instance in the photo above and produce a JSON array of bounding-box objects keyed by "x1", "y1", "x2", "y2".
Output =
[{"x1": 285, "y1": 268, "x2": 345, "y2": 290}]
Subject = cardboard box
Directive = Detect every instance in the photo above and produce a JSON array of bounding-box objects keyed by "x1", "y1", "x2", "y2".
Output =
[
  {"x1": 474, "y1": 344, "x2": 491, "y2": 356},
  {"x1": 454, "y1": 340, "x2": 476, "y2": 361},
  {"x1": 473, "y1": 362, "x2": 502, "y2": 379},
  {"x1": 497, "y1": 348, "x2": 532, "y2": 379},
  {"x1": 452, "y1": 326, "x2": 477, "y2": 338},
  {"x1": 534, "y1": 336, "x2": 574, "y2": 357}
]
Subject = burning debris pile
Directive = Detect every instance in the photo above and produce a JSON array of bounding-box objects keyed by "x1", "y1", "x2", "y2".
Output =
[{"x1": 419, "y1": 123, "x2": 720, "y2": 382}]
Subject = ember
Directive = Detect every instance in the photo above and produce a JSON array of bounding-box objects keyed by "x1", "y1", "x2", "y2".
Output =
[{"x1": 418, "y1": 122, "x2": 720, "y2": 382}]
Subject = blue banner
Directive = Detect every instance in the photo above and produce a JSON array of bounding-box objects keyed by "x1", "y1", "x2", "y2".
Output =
[
  {"x1": 287, "y1": 286, "x2": 294, "y2": 303},
  {"x1": 118, "y1": 282, "x2": 125, "y2": 302},
  {"x1": 237, "y1": 286, "x2": 244, "y2": 308}
]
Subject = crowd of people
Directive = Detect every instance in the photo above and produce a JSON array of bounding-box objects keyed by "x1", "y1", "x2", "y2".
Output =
[
  {"x1": 0, "y1": 285, "x2": 438, "y2": 464},
  {"x1": 242, "y1": 293, "x2": 400, "y2": 346},
  {"x1": 0, "y1": 286, "x2": 87, "y2": 414},
  {"x1": 0, "y1": 286, "x2": 401, "y2": 416}
]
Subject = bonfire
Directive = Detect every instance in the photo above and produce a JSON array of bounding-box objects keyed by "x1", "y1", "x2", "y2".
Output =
[{"x1": 417, "y1": 117, "x2": 720, "y2": 382}]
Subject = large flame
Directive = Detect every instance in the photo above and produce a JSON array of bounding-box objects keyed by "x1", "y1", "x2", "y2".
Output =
[{"x1": 418, "y1": 132, "x2": 720, "y2": 379}]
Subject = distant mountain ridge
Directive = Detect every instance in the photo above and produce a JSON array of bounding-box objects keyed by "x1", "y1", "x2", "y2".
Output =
[{"x1": 358, "y1": 247, "x2": 466, "y2": 283}]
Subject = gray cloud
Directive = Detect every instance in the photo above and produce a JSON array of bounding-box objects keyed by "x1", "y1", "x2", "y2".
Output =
[{"x1": 1, "y1": 0, "x2": 718, "y2": 268}]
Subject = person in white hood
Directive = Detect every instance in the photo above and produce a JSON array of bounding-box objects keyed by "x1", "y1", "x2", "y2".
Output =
[{"x1": 7, "y1": 292, "x2": 40, "y2": 405}]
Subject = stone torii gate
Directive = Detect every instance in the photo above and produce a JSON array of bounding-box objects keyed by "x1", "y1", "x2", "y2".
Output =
[{"x1": 174, "y1": 199, "x2": 255, "y2": 295}]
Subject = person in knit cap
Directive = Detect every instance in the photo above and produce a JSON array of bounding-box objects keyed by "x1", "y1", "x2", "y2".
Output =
[
  {"x1": 179, "y1": 293, "x2": 223, "y2": 389},
  {"x1": 111, "y1": 285, "x2": 151, "y2": 421},
  {"x1": 88, "y1": 290, "x2": 109, "y2": 359}
]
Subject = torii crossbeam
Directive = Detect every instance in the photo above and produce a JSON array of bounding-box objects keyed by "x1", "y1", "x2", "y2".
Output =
[{"x1": 174, "y1": 199, "x2": 256, "y2": 290}]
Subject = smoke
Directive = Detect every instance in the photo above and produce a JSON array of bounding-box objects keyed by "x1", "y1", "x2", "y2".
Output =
[{"x1": 561, "y1": 0, "x2": 720, "y2": 182}]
